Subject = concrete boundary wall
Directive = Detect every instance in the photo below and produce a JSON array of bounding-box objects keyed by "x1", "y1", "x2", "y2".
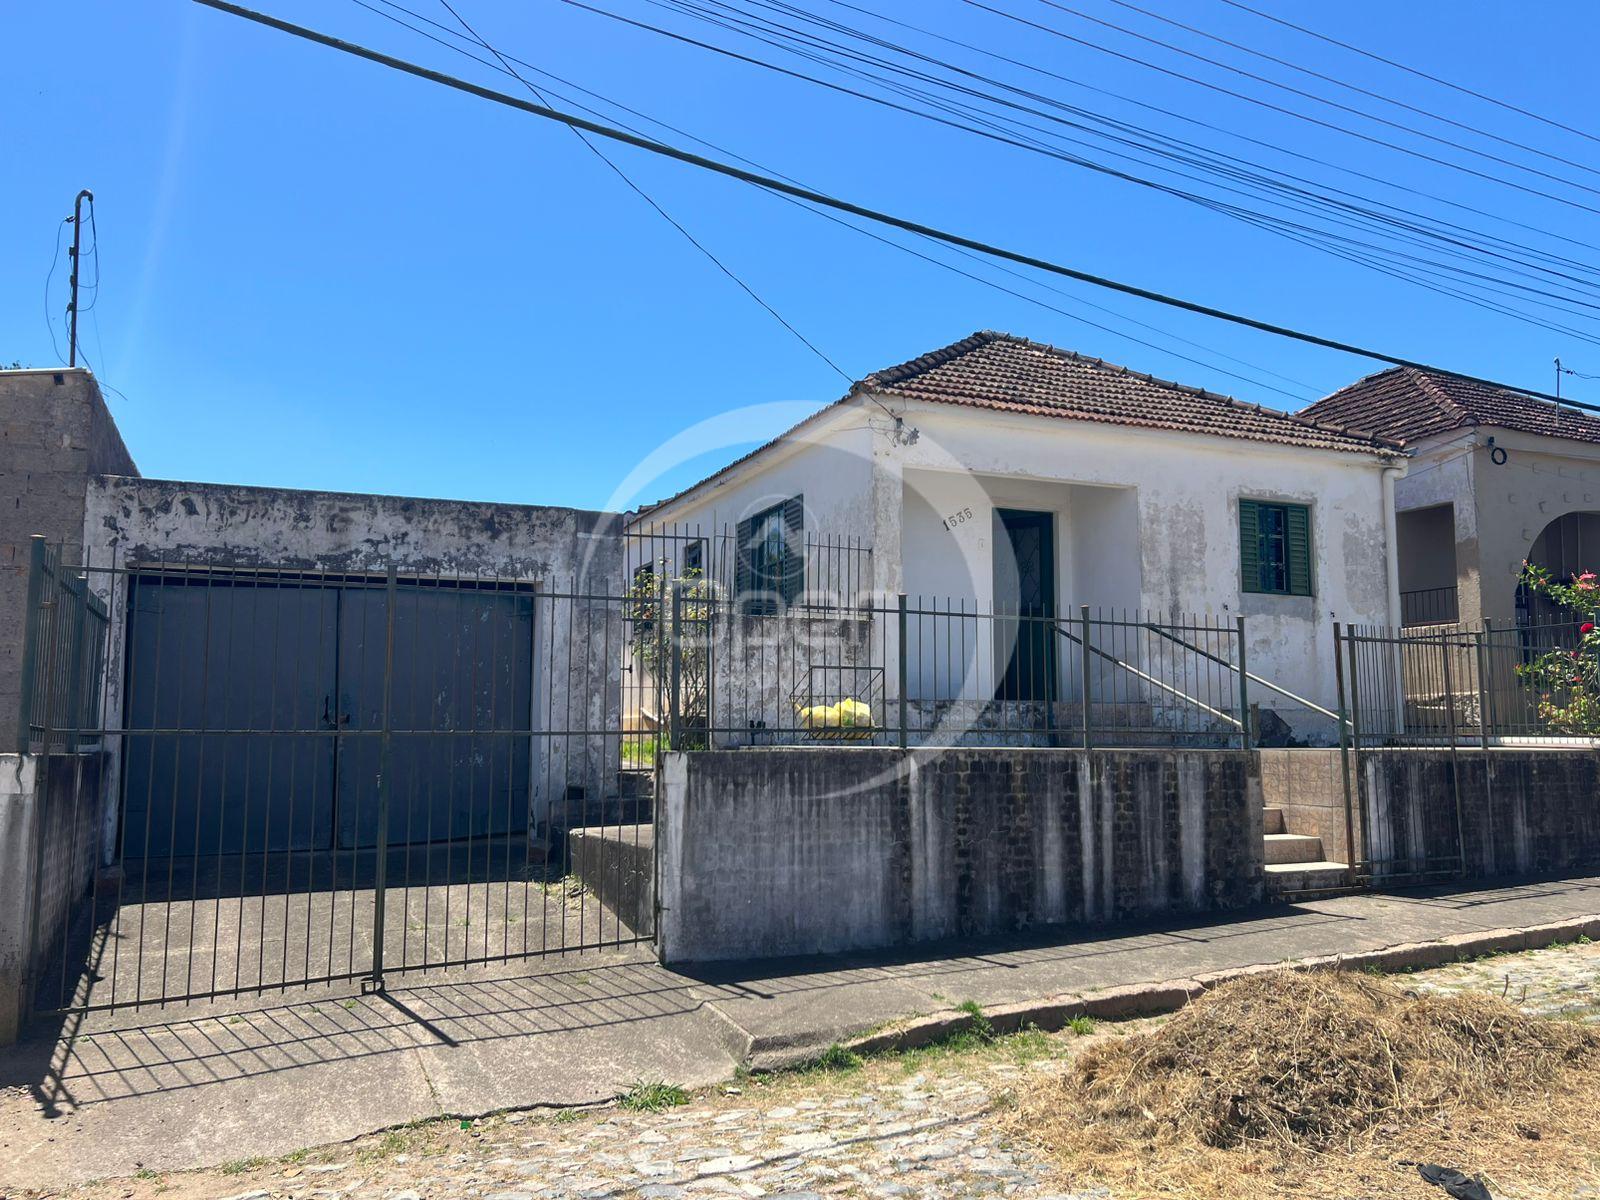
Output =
[
  {"x1": 1361, "y1": 747, "x2": 1600, "y2": 880},
  {"x1": 657, "y1": 747, "x2": 1263, "y2": 964},
  {"x1": 0, "y1": 751, "x2": 102, "y2": 1043}
]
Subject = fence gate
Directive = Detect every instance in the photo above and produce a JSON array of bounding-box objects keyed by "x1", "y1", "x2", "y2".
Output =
[{"x1": 19, "y1": 542, "x2": 654, "y2": 1019}]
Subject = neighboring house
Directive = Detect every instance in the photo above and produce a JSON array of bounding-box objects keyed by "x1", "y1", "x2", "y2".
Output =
[
  {"x1": 1301, "y1": 367, "x2": 1600, "y2": 628},
  {"x1": 630, "y1": 331, "x2": 1405, "y2": 739}
]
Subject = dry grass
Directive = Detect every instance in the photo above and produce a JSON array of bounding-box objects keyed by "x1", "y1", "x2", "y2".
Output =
[{"x1": 1008, "y1": 969, "x2": 1600, "y2": 1199}]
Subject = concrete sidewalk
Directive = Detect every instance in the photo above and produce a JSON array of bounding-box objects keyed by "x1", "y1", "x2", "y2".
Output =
[{"x1": 5, "y1": 875, "x2": 1600, "y2": 1187}]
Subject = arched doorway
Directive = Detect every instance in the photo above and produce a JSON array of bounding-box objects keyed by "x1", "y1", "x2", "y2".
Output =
[{"x1": 1517, "y1": 510, "x2": 1600, "y2": 626}]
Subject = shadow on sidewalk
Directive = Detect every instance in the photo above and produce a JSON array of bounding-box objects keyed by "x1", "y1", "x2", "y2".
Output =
[
  {"x1": 0, "y1": 950, "x2": 694, "y2": 1117},
  {"x1": 671, "y1": 872, "x2": 1600, "y2": 999}
]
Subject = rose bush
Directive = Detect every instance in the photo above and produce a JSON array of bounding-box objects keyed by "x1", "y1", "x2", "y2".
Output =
[{"x1": 1516, "y1": 562, "x2": 1600, "y2": 734}]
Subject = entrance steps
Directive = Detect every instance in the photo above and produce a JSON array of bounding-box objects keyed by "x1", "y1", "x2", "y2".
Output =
[{"x1": 1259, "y1": 748, "x2": 1353, "y2": 899}]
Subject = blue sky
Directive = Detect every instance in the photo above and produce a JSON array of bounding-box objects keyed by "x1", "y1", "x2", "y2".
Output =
[{"x1": 6, "y1": 1, "x2": 1600, "y2": 510}]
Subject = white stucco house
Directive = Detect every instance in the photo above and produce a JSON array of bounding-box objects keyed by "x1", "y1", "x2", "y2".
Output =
[
  {"x1": 631, "y1": 331, "x2": 1405, "y2": 743},
  {"x1": 1302, "y1": 367, "x2": 1600, "y2": 629}
]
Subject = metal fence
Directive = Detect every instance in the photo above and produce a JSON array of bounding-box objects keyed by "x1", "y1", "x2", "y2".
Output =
[
  {"x1": 1399, "y1": 585, "x2": 1459, "y2": 627},
  {"x1": 640, "y1": 587, "x2": 1271, "y2": 750},
  {"x1": 18, "y1": 539, "x2": 108, "y2": 754},
  {"x1": 1338, "y1": 617, "x2": 1598, "y2": 747},
  {"x1": 18, "y1": 541, "x2": 653, "y2": 1017}
]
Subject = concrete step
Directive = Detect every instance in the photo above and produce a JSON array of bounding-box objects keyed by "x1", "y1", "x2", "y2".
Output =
[
  {"x1": 1264, "y1": 832, "x2": 1324, "y2": 865},
  {"x1": 1263, "y1": 806, "x2": 1286, "y2": 835},
  {"x1": 1265, "y1": 860, "x2": 1352, "y2": 898}
]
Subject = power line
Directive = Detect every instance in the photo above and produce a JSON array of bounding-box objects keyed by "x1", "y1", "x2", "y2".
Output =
[
  {"x1": 189, "y1": 0, "x2": 1600, "y2": 413},
  {"x1": 428, "y1": 0, "x2": 850, "y2": 384},
  {"x1": 965, "y1": 0, "x2": 1600, "y2": 219},
  {"x1": 1213, "y1": 0, "x2": 1600, "y2": 150},
  {"x1": 42, "y1": 217, "x2": 69, "y2": 365},
  {"x1": 604, "y1": 0, "x2": 1600, "y2": 317},
  {"x1": 358, "y1": 0, "x2": 1322, "y2": 397},
  {"x1": 811, "y1": 0, "x2": 1600, "y2": 264},
  {"x1": 1032, "y1": 0, "x2": 1600, "y2": 200},
  {"x1": 1102, "y1": 0, "x2": 1600, "y2": 184},
  {"x1": 694, "y1": 0, "x2": 1600, "y2": 300},
  {"x1": 622, "y1": 0, "x2": 1600, "y2": 337}
]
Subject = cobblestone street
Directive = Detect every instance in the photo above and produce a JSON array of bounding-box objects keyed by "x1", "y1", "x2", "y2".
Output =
[{"x1": 19, "y1": 936, "x2": 1597, "y2": 1200}]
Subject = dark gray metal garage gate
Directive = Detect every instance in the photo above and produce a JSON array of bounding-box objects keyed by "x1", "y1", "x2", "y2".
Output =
[{"x1": 19, "y1": 542, "x2": 653, "y2": 1017}]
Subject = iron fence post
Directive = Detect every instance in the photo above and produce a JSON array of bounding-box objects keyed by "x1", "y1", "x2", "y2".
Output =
[
  {"x1": 1481, "y1": 617, "x2": 1496, "y2": 734},
  {"x1": 1332, "y1": 622, "x2": 1358, "y2": 885},
  {"x1": 669, "y1": 581, "x2": 682, "y2": 751},
  {"x1": 1474, "y1": 628, "x2": 1491, "y2": 752},
  {"x1": 655, "y1": 566, "x2": 668, "y2": 756},
  {"x1": 1079, "y1": 605, "x2": 1093, "y2": 751},
  {"x1": 368, "y1": 564, "x2": 398, "y2": 992},
  {"x1": 17, "y1": 537, "x2": 47, "y2": 753},
  {"x1": 65, "y1": 569, "x2": 90, "y2": 753},
  {"x1": 1439, "y1": 630, "x2": 1466, "y2": 878},
  {"x1": 897, "y1": 594, "x2": 908, "y2": 751},
  {"x1": 1235, "y1": 616, "x2": 1251, "y2": 751}
]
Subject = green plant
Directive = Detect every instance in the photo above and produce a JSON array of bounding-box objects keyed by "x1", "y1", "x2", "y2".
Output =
[
  {"x1": 811, "y1": 1043, "x2": 864, "y2": 1072},
  {"x1": 1066, "y1": 1015, "x2": 1096, "y2": 1036},
  {"x1": 957, "y1": 1000, "x2": 996, "y2": 1043},
  {"x1": 619, "y1": 1080, "x2": 689, "y2": 1112},
  {"x1": 1515, "y1": 562, "x2": 1600, "y2": 734},
  {"x1": 626, "y1": 565, "x2": 715, "y2": 751},
  {"x1": 553, "y1": 1107, "x2": 584, "y2": 1123},
  {"x1": 220, "y1": 1157, "x2": 266, "y2": 1176}
]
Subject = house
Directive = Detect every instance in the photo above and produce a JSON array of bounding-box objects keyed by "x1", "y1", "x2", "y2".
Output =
[
  {"x1": 1301, "y1": 367, "x2": 1600, "y2": 628},
  {"x1": 630, "y1": 331, "x2": 1405, "y2": 743}
]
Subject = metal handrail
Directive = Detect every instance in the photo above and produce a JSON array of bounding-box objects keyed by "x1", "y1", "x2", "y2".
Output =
[
  {"x1": 1053, "y1": 621, "x2": 1243, "y2": 730},
  {"x1": 1142, "y1": 621, "x2": 1348, "y2": 727}
]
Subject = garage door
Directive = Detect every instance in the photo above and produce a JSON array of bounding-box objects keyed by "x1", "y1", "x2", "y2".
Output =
[{"x1": 121, "y1": 573, "x2": 533, "y2": 860}]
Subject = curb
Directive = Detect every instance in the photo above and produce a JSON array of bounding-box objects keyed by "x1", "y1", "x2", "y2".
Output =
[{"x1": 746, "y1": 914, "x2": 1600, "y2": 1071}]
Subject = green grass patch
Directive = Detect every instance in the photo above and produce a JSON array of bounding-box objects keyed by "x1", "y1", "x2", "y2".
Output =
[
  {"x1": 1066, "y1": 1015, "x2": 1097, "y2": 1036},
  {"x1": 619, "y1": 1080, "x2": 690, "y2": 1112}
]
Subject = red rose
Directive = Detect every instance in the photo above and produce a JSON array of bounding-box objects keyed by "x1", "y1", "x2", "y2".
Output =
[{"x1": 1583, "y1": 623, "x2": 1596, "y2": 635}]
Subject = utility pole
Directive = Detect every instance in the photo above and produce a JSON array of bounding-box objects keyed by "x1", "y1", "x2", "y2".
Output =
[{"x1": 67, "y1": 189, "x2": 93, "y2": 368}]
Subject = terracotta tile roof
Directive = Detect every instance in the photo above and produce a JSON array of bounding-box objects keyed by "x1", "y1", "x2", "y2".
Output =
[
  {"x1": 632, "y1": 331, "x2": 1397, "y2": 521},
  {"x1": 1298, "y1": 366, "x2": 1600, "y2": 447},
  {"x1": 861, "y1": 331, "x2": 1399, "y2": 454}
]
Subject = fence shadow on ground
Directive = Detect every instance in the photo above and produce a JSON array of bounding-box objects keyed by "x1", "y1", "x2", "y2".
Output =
[{"x1": 2, "y1": 950, "x2": 690, "y2": 1118}]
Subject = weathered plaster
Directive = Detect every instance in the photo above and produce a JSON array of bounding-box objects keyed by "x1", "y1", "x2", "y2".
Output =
[{"x1": 82, "y1": 477, "x2": 626, "y2": 854}]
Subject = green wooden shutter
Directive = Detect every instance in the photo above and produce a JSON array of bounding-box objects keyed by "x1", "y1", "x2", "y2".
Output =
[
  {"x1": 1239, "y1": 499, "x2": 1262, "y2": 593},
  {"x1": 1286, "y1": 504, "x2": 1313, "y2": 596},
  {"x1": 781, "y1": 495, "x2": 805, "y2": 607}
]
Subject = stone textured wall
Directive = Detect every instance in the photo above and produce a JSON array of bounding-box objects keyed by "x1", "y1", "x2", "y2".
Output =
[
  {"x1": 1361, "y1": 748, "x2": 1600, "y2": 880},
  {"x1": 657, "y1": 746, "x2": 1263, "y2": 963},
  {"x1": 0, "y1": 370, "x2": 135, "y2": 744}
]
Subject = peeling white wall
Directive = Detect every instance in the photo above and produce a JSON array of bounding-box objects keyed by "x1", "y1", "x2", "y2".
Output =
[
  {"x1": 645, "y1": 395, "x2": 1396, "y2": 736},
  {"x1": 81, "y1": 477, "x2": 625, "y2": 853}
]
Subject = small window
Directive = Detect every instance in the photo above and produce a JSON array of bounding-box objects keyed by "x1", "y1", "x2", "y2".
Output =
[
  {"x1": 682, "y1": 539, "x2": 704, "y2": 576},
  {"x1": 736, "y1": 497, "x2": 804, "y2": 613},
  {"x1": 1240, "y1": 499, "x2": 1313, "y2": 596}
]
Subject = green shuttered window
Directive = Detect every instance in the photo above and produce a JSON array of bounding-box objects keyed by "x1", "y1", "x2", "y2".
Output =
[
  {"x1": 1239, "y1": 499, "x2": 1313, "y2": 596},
  {"x1": 736, "y1": 496, "x2": 804, "y2": 614}
]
